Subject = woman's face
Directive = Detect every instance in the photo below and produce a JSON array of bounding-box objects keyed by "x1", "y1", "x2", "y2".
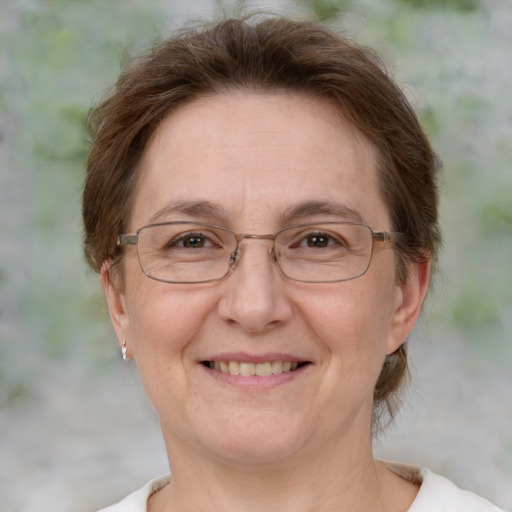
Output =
[{"x1": 103, "y1": 92, "x2": 427, "y2": 466}]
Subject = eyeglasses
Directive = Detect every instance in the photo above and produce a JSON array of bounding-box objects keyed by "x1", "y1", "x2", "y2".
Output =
[{"x1": 117, "y1": 222, "x2": 402, "y2": 284}]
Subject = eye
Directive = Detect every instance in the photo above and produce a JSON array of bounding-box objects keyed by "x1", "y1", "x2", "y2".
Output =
[
  {"x1": 303, "y1": 233, "x2": 332, "y2": 248},
  {"x1": 168, "y1": 232, "x2": 217, "y2": 249},
  {"x1": 296, "y1": 231, "x2": 346, "y2": 249}
]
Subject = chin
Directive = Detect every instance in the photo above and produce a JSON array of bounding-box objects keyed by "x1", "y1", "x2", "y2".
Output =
[{"x1": 195, "y1": 412, "x2": 314, "y2": 467}]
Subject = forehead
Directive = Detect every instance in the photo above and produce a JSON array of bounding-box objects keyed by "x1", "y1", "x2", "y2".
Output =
[{"x1": 131, "y1": 91, "x2": 389, "y2": 230}]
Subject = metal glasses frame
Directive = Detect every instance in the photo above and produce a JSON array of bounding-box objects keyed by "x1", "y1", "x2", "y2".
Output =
[{"x1": 117, "y1": 221, "x2": 403, "y2": 284}]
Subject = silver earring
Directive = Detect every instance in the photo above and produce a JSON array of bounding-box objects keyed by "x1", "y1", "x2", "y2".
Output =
[{"x1": 121, "y1": 341, "x2": 127, "y2": 360}]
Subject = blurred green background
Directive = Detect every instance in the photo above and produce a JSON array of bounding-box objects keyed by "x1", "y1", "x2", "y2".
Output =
[{"x1": 1, "y1": 0, "x2": 511, "y2": 510}]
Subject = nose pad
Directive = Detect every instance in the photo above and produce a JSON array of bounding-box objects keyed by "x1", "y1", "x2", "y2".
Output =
[{"x1": 228, "y1": 248, "x2": 241, "y2": 268}]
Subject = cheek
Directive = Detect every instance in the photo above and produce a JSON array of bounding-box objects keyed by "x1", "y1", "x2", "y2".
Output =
[
  {"x1": 294, "y1": 277, "x2": 398, "y2": 378},
  {"x1": 124, "y1": 269, "x2": 215, "y2": 360},
  {"x1": 124, "y1": 283, "x2": 218, "y2": 410}
]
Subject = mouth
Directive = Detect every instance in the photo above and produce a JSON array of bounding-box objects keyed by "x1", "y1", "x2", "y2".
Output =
[{"x1": 201, "y1": 360, "x2": 309, "y2": 376}]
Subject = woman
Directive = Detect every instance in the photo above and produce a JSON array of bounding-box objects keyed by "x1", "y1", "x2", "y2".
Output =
[{"x1": 83, "y1": 16, "x2": 504, "y2": 512}]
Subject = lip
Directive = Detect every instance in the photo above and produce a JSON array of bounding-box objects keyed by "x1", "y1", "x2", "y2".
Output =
[{"x1": 199, "y1": 352, "x2": 312, "y2": 390}]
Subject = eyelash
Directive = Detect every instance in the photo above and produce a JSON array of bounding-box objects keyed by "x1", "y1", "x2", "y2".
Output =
[{"x1": 167, "y1": 232, "x2": 218, "y2": 249}]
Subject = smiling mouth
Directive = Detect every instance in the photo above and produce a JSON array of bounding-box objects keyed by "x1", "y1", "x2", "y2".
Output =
[{"x1": 202, "y1": 361, "x2": 309, "y2": 376}]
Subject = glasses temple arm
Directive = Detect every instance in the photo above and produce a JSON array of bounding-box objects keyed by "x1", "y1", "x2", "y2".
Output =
[
  {"x1": 117, "y1": 234, "x2": 138, "y2": 246},
  {"x1": 373, "y1": 231, "x2": 403, "y2": 244}
]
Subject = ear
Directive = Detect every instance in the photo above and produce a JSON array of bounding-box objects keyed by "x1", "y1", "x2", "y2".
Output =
[
  {"x1": 387, "y1": 258, "x2": 431, "y2": 355},
  {"x1": 101, "y1": 261, "x2": 131, "y2": 357}
]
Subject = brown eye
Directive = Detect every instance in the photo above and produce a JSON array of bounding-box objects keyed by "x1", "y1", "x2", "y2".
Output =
[
  {"x1": 182, "y1": 234, "x2": 206, "y2": 248},
  {"x1": 305, "y1": 234, "x2": 330, "y2": 248},
  {"x1": 167, "y1": 232, "x2": 215, "y2": 250}
]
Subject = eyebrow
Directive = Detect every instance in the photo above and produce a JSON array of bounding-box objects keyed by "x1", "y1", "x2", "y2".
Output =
[
  {"x1": 149, "y1": 200, "x2": 229, "y2": 224},
  {"x1": 148, "y1": 199, "x2": 364, "y2": 226},
  {"x1": 280, "y1": 201, "x2": 364, "y2": 224}
]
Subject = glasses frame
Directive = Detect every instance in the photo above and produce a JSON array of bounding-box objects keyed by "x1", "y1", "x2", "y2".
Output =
[{"x1": 117, "y1": 221, "x2": 403, "y2": 284}]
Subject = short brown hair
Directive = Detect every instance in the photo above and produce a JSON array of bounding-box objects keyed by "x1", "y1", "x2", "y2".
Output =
[{"x1": 83, "y1": 15, "x2": 441, "y2": 424}]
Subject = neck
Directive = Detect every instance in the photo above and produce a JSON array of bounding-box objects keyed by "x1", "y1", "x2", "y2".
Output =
[{"x1": 150, "y1": 425, "x2": 417, "y2": 512}]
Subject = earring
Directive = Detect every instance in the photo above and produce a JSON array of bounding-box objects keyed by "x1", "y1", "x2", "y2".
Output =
[{"x1": 121, "y1": 341, "x2": 127, "y2": 360}]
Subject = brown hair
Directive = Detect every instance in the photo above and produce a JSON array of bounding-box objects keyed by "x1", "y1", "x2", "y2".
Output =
[{"x1": 83, "y1": 15, "x2": 441, "y2": 424}]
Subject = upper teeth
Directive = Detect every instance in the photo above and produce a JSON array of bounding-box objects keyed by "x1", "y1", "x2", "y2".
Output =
[{"x1": 209, "y1": 361, "x2": 299, "y2": 376}]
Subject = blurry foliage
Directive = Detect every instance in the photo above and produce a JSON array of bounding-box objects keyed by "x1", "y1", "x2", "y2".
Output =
[
  {"x1": 215, "y1": 0, "x2": 248, "y2": 17},
  {"x1": 396, "y1": 0, "x2": 481, "y2": 12},
  {"x1": 298, "y1": 0, "x2": 353, "y2": 20},
  {"x1": 481, "y1": 199, "x2": 512, "y2": 234},
  {"x1": 451, "y1": 265, "x2": 500, "y2": 329},
  {"x1": 0, "y1": 372, "x2": 31, "y2": 405},
  {"x1": 1, "y1": 0, "x2": 168, "y2": 403},
  {"x1": 418, "y1": 106, "x2": 441, "y2": 138},
  {"x1": 478, "y1": 140, "x2": 512, "y2": 235}
]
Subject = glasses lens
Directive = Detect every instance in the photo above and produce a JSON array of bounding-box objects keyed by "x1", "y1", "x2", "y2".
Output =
[
  {"x1": 275, "y1": 223, "x2": 373, "y2": 282},
  {"x1": 136, "y1": 223, "x2": 236, "y2": 283}
]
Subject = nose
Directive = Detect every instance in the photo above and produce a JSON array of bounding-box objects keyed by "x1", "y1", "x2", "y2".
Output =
[{"x1": 217, "y1": 240, "x2": 293, "y2": 333}]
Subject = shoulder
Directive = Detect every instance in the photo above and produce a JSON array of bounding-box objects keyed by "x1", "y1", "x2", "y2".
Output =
[
  {"x1": 409, "y1": 468, "x2": 506, "y2": 511},
  {"x1": 95, "y1": 475, "x2": 170, "y2": 512},
  {"x1": 94, "y1": 468, "x2": 506, "y2": 512},
  {"x1": 383, "y1": 461, "x2": 505, "y2": 512}
]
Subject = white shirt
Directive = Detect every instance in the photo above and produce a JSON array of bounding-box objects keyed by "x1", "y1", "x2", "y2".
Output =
[{"x1": 97, "y1": 464, "x2": 505, "y2": 512}]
